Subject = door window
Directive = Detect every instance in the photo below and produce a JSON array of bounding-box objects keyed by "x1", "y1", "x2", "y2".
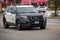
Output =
[{"x1": 6, "y1": 7, "x2": 16, "y2": 13}]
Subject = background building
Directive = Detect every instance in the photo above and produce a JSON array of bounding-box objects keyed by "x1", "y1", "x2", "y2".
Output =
[{"x1": 0, "y1": 0, "x2": 47, "y2": 7}]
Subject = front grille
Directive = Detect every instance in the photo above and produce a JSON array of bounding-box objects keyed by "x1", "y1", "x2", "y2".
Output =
[
  {"x1": 28, "y1": 16, "x2": 43, "y2": 21},
  {"x1": 33, "y1": 16, "x2": 40, "y2": 21}
]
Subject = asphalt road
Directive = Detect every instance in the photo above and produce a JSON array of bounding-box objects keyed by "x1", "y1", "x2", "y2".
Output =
[{"x1": 0, "y1": 14, "x2": 60, "y2": 40}]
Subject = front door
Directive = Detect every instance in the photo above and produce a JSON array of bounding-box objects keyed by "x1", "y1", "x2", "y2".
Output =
[
  {"x1": 5, "y1": 12, "x2": 16, "y2": 23},
  {"x1": 5, "y1": 6, "x2": 16, "y2": 23}
]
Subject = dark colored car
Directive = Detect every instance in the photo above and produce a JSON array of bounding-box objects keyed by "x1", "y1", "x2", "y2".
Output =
[{"x1": 3, "y1": 5, "x2": 47, "y2": 30}]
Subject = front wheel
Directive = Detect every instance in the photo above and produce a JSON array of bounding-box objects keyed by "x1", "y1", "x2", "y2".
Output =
[
  {"x1": 40, "y1": 18, "x2": 47, "y2": 29},
  {"x1": 3, "y1": 20, "x2": 9, "y2": 28},
  {"x1": 40, "y1": 22, "x2": 46, "y2": 29},
  {"x1": 17, "y1": 23, "x2": 22, "y2": 30}
]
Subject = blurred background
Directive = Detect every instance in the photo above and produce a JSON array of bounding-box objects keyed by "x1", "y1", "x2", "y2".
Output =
[{"x1": 0, "y1": 0, "x2": 60, "y2": 17}]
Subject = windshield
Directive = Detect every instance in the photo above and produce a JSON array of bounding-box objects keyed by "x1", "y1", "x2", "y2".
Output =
[{"x1": 17, "y1": 7, "x2": 38, "y2": 13}]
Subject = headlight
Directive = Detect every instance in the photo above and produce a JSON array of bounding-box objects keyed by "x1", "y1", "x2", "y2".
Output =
[{"x1": 20, "y1": 16, "x2": 27, "y2": 19}]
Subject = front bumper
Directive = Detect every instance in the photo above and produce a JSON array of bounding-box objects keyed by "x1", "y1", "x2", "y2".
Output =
[
  {"x1": 20, "y1": 20, "x2": 43, "y2": 28},
  {"x1": 19, "y1": 16, "x2": 44, "y2": 27}
]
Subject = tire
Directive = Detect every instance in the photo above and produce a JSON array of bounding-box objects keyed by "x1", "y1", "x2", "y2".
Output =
[
  {"x1": 40, "y1": 18, "x2": 47, "y2": 29},
  {"x1": 40, "y1": 23, "x2": 46, "y2": 29},
  {"x1": 3, "y1": 19, "x2": 9, "y2": 28},
  {"x1": 40, "y1": 19, "x2": 46, "y2": 29},
  {"x1": 17, "y1": 23, "x2": 22, "y2": 30}
]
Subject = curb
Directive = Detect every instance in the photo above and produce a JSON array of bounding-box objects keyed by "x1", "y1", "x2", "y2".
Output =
[{"x1": 46, "y1": 17, "x2": 60, "y2": 19}]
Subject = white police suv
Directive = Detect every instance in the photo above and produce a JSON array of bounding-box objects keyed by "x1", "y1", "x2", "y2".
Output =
[{"x1": 3, "y1": 5, "x2": 47, "y2": 30}]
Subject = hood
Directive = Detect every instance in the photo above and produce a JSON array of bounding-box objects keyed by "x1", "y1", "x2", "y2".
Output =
[{"x1": 18, "y1": 13, "x2": 42, "y2": 16}]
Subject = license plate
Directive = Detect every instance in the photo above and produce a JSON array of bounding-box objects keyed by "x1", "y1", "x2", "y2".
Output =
[{"x1": 35, "y1": 21, "x2": 39, "y2": 24}]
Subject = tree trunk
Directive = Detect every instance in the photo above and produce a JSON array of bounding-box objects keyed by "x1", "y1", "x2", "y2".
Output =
[
  {"x1": 55, "y1": 6, "x2": 57, "y2": 15},
  {"x1": 54, "y1": 1, "x2": 58, "y2": 17}
]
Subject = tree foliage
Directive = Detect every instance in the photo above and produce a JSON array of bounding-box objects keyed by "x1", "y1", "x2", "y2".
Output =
[{"x1": 48, "y1": 0, "x2": 60, "y2": 16}]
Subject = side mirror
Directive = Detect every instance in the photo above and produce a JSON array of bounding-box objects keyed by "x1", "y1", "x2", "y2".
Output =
[
  {"x1": 2, "y1": 8, "x2": 5, "y2": 11},
  {"x1": 2, "y1": 8, "x2": 5, "y2": 13}
]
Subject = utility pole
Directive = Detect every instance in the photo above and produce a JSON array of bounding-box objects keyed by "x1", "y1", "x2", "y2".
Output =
[{"x1": 29, "y1": 0, "x2": 31, "y2": 5}]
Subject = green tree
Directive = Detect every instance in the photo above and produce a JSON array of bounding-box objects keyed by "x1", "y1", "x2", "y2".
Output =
[{"x1": 48, "y1": 0, "x2": 60, "y2": 16}]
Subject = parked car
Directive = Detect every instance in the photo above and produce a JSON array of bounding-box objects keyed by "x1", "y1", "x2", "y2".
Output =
[
  {"x1": 3, "y1": 5, "x2": 47, "y2": 30},
  {"x1": 37, "y1": 6, "x2": 48, "y2": 11}
]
